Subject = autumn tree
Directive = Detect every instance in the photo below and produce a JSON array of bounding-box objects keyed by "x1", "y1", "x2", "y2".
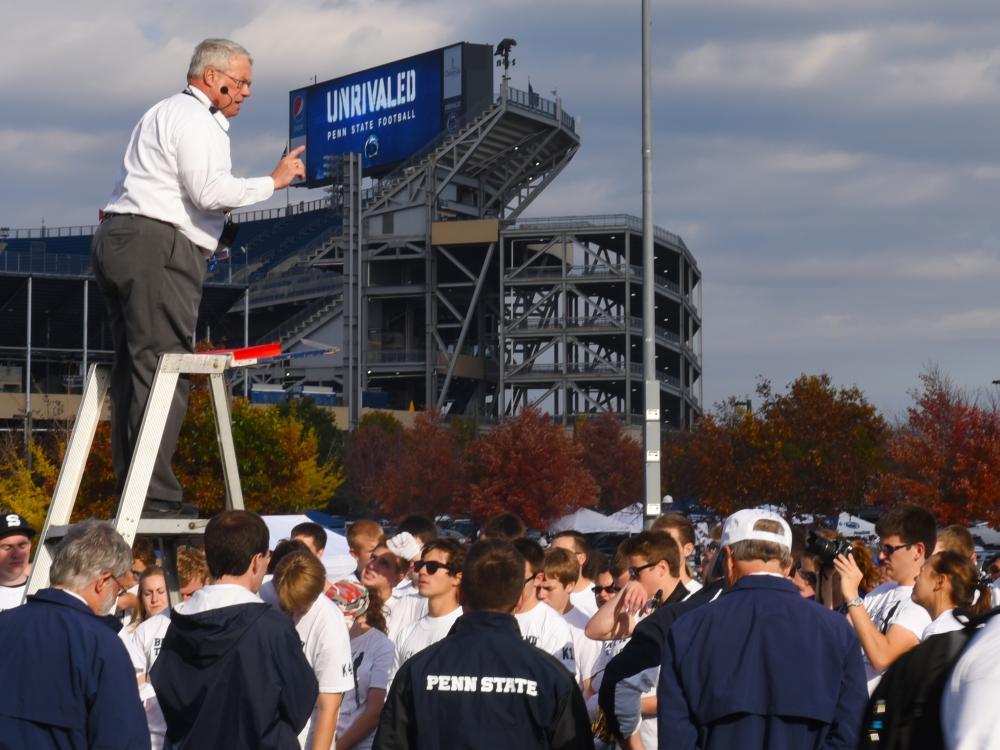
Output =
[
  {"x1": 337, "y1": 411, "x2": 404, "y2": 517},
  {"x1": 661, "y1": 375, "x2": 887, "y2": 517},
  {"x1": 574, "y1": 413, "x2": 643, "y2": 513},
  {"x1": 465, "y1": 407, "x2": 598, "y2": 528},
  {"x1": 875, "y1": 367, "x2": 1000, "y2": 526},
  {"x1": 0, "y1": 439, "x2": 59, "y2": 531},
  {"x1": 370, "y1": 410, "x2": 463, "y2": 520},
  {"x1": 173, "y1": 391, "x2": 343, "y2": 516}
]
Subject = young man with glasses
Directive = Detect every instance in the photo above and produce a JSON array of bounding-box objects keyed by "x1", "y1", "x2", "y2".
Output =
[
  {"x1": 93, "y1": 38, "x2": 307, "y2": 519},
  {"x1": 0, "y1": 514, "x2": 35, "y2": 612},
  {"x1": 511, "y1": 538, "x2": 577, "y2": 677},
  {"x1": 390, "y1": 540, "x2": 466, "y2": 680},
  {"x1": 832, "y1": 503, "x2": 936, "y2": 694}
]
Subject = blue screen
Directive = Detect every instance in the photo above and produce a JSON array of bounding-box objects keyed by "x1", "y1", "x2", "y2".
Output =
[{"x1": 289, "y1": 50, "x2": 443, "y2": 185}]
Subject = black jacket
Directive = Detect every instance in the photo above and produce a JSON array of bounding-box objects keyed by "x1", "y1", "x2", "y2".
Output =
[
  {"x1": 598, "y1": 579, "x2": 724, "y2": 738},
  {"x1": 150, "y1": 601, "x2": 318, "y2": 749},
  {"x1": 373, "y1": 610, "x2": 592, "y2": 750}
]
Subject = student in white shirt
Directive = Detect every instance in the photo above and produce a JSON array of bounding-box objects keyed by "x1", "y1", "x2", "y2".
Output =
[
  {"x1": 551, "y1": 531, "x2": 599, "y2": 617},
  {"x1": 833, "y1": 504, "x2": 936, "y2": 693},
  {"x1": 125, "y1": 545, "x2": 210, "y2": 750},
  {"x1": 361, "y1": 542, "x2": 426, "y2": 640},
  {"x1": 912, "y1": 551, "x2": 993, "y2": 639},
  {"x1": 0, "y1": 514, "x2": 35, "y2": 612},
  {"x1": 120, "y1": 567, "x2": 169, "y2": 643},
  {"x1": 327, "y1": 581, "x2": 394, "y2": 750},
  {"x1": 538, "y1": 547, "x2": 603, "y2": 693},
  {"x1": 511, "y1": 538, "x2": 577, "y2": 677},
  {"x1": 941, "y1": 613, "x2": 1000, "y2": 749},
  {"x1": 392, "y1": 540, "x2": 465, "y2": 678},
  {"x1": 269, "y1": 548, "x2": 354, "y2": 750}
]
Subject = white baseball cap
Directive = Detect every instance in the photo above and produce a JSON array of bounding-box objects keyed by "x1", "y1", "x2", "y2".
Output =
[
  {"x1": 720, "y1": 508, "x2": 793, "y2": 550},
  {"x1": 386, "y1": 531, "x2": 422, "y2": 562}
]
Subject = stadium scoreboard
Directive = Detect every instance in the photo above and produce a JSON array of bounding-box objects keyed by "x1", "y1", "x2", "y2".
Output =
[{"x1": 289, "y1": 42, "x2": 493, "y2": 187}]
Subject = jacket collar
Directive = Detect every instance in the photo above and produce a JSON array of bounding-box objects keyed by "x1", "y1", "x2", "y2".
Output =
[
  {"x1": 726, "y1": 574, "x2": 799, "y2": 596},
  {"x1": 30, "y1": 587, "x2": 96, "y2": 615},
  {"x1": 451, "y1": 609, "x2": 519, "y2": 636}
]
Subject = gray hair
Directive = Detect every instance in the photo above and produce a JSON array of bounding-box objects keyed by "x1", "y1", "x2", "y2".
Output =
[
  {"x1": 50, "y1": 520, "x2": 133, "y2": 591},
  {"x1": 187, "y1": 38, "x2": 252, "y2": 80}
]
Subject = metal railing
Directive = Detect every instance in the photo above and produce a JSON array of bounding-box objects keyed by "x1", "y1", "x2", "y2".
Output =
[{"x1": 509, "y1": 214, "x2": 686, "y2": 252}]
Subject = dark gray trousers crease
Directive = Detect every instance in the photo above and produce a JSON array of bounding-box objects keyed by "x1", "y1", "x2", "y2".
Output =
[{"x1": 90, "y1": 214, "x2": 205, "y2": 504}]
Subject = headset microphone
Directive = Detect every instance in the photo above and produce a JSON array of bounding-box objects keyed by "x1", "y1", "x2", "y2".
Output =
[{"x1": 220, "y1": 86, "x2": 229, "y2": 95}]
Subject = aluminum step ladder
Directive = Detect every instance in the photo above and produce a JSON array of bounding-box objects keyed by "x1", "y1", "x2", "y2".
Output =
[{"x1": 24, "y1": 350, "x2": 256, "y2": 599}]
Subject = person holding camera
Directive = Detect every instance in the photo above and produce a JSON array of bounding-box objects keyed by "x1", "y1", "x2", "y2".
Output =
[{"x1": 832, "y1": 504, "x2": 935, "y2": 694}]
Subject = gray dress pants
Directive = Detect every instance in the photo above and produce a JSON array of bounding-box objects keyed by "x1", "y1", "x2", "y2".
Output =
[{"x1": 91, "y1": 214, "x2": 206, "y2": 504}]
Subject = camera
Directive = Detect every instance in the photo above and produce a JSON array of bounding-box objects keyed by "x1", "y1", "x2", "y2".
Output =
[{"x1": 806, "y1": 530, "x2": 853, "y2": 564}]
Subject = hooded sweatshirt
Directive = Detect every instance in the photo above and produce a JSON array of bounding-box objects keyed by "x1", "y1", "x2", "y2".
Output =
[{"x1": 150, "y1": 584, "x2": 318, "y2": 749}]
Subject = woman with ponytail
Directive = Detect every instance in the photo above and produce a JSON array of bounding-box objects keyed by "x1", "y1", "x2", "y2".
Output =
[{"x1": 912, "y1": 551, "x2": 993, "y2": 639}]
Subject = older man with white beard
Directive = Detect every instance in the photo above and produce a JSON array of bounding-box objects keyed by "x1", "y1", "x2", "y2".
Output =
[{"x1": 0, "y1": 520, "x2": 148, "y2": 749}]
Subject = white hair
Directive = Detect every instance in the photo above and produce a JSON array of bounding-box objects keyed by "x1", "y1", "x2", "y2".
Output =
[
  {"x1": 49, "y1": 520, "x2": 133, "y2": 591},
  {"x1": 187, "y1": 38, "x2": 252, "y2": 79}
]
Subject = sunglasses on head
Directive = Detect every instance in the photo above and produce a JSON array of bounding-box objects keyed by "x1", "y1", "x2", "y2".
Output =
[
  {"x1": 413, "y1": 560, "x2": 458, "y2": 575},
  {"x1": 795, "y1": 567, "x2": 818, "y2": 588},
  {"x1": 592, "y1": 584, "x2": 622, "y2": 595}
]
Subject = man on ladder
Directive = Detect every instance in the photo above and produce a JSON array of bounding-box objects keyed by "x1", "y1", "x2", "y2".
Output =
[{"x1": 91, "y1": 37, "x2": 306, "y2": 517}]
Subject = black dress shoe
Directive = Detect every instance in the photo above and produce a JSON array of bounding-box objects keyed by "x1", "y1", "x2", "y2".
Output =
[{"x1": 141, "y1": 499, "x2": 199, "y2": 518}]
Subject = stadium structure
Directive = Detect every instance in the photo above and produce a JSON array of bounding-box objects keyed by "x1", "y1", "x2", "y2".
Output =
[{"x1": 0, "y1": 41, "x2": 702, "y2": 433}]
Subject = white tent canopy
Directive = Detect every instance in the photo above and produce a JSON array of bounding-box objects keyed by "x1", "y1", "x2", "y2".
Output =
[
  {"x1": 262, "y1": 514, "x2": 356, "y2": 581},
  {"x1": 607, "y1": 503, "x2": 644, "y2": 533},
  {"x1": 549, "y1": 507, "x2": 633, "y2": 535},
  {"x1": 836, "y1": 512, "x2": 876, "y2": 539}
]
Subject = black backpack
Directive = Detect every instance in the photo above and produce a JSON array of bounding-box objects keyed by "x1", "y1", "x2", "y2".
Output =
[{"x1": 862, "y1": 606, "x2": 1000, "y2": 750}]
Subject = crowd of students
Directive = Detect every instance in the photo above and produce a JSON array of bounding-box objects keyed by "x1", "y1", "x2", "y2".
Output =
[{"x1": 0, "y1": 503, "x2": 998, "y2": 749}]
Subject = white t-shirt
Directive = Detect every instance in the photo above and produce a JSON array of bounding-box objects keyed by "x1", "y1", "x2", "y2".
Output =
[
  {"x1": 564, "y1": 605, "x2": 603, "y2": 688},
  {"x1": 922, "y1": 609, "x2": 963, "y2": 640},
  {"x1": 337, "y1": 627, "x2": 395, "y2": 750},
  {"x1": 515, "y1": 601, "x2": 577, "y2": 676},
  {"x1": 570, "y1": 586, "x2": 599, "y2": 618},
  {"x1": 391, "y1": 605, "x2": 462, "y2": 681},
  {"x1": 942, "y1": 615, "x2": 1000, "y2": 749},
  {"x1": 0, "y1": 582, "x2": 26, "y2": 612},
  {"x1": 991, "y1": 580, "x2": 1000, "y2": 608},
  {"x1": 121, "y1": 611, "x2": 172, "y2": 750},
  {"x1": 861, "y1": 583, "x2": 930, "y2": 693},
  {"x1": 260, "y1": 582, "x2": 354, "y2": 750},
  {"x1": 385, "y1": 584, "x2": 428, "y2": 642}
]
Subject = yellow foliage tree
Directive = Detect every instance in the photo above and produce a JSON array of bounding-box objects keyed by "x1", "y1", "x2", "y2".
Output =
[{"x1": 0, "y1": 442, "x2": 57, "y2": 532}]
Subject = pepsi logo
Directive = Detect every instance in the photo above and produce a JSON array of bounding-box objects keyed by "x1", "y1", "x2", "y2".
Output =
[{"x1": 292, "y1": 95, "x2": 305, "y2": 120}]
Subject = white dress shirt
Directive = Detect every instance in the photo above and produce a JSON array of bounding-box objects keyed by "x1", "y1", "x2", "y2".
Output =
[{"x1": 104, "y1": 86, "x2": 274, "y2": 250}]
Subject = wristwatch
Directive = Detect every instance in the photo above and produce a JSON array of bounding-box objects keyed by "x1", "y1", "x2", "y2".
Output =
[{"x1": 846, "y1": 596, "x2": 865, "y2": 609}]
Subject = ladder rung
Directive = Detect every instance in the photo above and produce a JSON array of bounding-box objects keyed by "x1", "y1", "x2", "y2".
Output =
[{"x1": 41, "y1": 518, "x2": 211, "y2": 542}]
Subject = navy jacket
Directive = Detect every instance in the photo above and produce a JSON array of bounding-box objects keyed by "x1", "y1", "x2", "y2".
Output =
[
  {"x1": 0, "y1": 588, "x2": 149, "y2": 750},
  {"x1": 658, "y1": 575, "x2": 867, "y2": 750},
  {"x1": 150, "y1": 601, "x2": 318, "y2": 749},
  {"x1": 373, "y1": 610, "x2": 592, "y2": 750}
]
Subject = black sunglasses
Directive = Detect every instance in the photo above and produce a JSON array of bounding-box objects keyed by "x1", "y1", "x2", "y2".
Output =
[
  {"x1": 628, "y1": 561, "x2": 658, "y2": 580},
  {"x1": 414, "y1": 560, "x2": 458, "y2": 575},
  {"x1": 592, "y1": 584, "x2": 622, "y2": 595},
  {"x1": 795, "y1": 568, "x2": 818, "y2": 588},
  {"x1": 880, "y1": 542, "x2": 913, "y2": 557}
]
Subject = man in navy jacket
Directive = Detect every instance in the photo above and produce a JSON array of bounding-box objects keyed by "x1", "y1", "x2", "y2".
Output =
[
  {"x1": 0, "y1": 520, "x2": 149, "y2": 749},
  {"x1": 658, "y1": 509, "x2": 867, "y2": 750},
  {"x1": 151, "y1": 511, "x2": 317, "y2": 748},
  {"x1": 373, "y1": 539, "x2": 592, "y2": 750}
]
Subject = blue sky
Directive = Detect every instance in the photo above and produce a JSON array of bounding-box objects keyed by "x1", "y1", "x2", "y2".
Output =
[{"x1": 3, "y1": 0, "x2": 999, "y2": 417}]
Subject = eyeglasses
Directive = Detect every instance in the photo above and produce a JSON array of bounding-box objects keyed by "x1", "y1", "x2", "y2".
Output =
[
  {"x1": 592, "y1": 584, "x2": 622, "y2": 595},
  {"x1": 111, "y1": 574, "x2": 131, "y2": 598},
  {"x1": 216, "y1": 69, "x2": 252, "y2": 91},
  {"x1": 628, "y1": 562, "x2": 658, "y2": 580},
  {"x1": 880, "y1": 542, "x2": 913, "y2": 558},
  {"x1": 795, "y1": 567, "x2": 818, "y2": 588},
  {"x1": 413, "y1": 560, "x2": 458, "y2": 576},
  {"x1": 131, "y1": 569, "x2": 144, "y2": 578}
]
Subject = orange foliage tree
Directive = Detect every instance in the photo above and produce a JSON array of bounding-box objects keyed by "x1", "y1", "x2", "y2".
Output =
[
  {"x1": 574, "y1": 413, "x2": 643, "y2": 513},
  {"x1": 369, "y1": 410, "x2": 464, "y2": 520},
  {"x1": 464, "y1": 407, "x2": 598, "y2": 528},
  {"x1": 875, "y1": 368, "x2": 1000, "y2": 526},
  {"x1": 338, "y1": 411, "x2": 404, "y2": 517}
]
